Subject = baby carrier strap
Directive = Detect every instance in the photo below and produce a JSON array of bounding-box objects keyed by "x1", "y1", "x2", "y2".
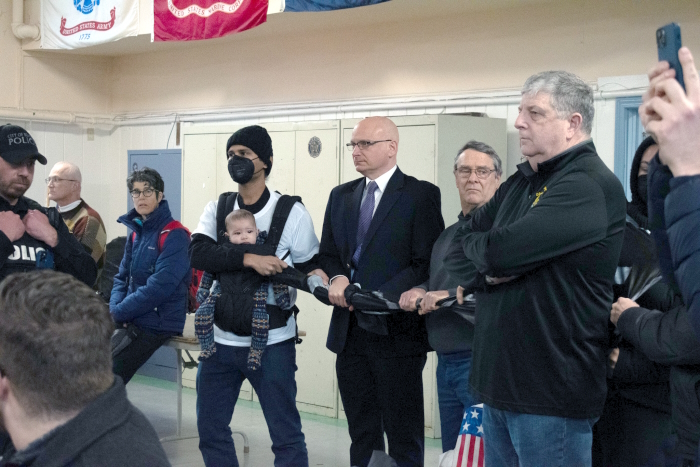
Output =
[
  {"x1": 216, "y1": 191, "x2": 239, "y2": 245},
  {"x1": 266, "y1": 194, "x2": 302, "y2": 252},
  {"x1": 213, "y1": 191, "x2": 305, "y2": 342},
  {"x1": 215, "y1": 191, "x2": 302, "y2": 253}
]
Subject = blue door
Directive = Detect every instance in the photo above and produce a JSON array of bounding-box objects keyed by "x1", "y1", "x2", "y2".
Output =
[
  {"x1": 127, "y1": 149, "x2": 182, "y2": 220},
  {"x1": 128, "y1": 149, "x2": 183, "y2": 382},
  {"x1": 614, "y1": 97, "x2": 644, "y2": 200}
]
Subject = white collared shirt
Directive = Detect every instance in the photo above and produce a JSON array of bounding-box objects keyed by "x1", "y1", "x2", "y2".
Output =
[
  {"x1": 362, "y1": 164, "x2": 397, "y2": 216},
  {"x1": 57, "y1": 199, "x2": 81, "y2": 212}
]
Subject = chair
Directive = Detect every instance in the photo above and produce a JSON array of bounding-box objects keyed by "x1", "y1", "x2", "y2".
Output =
[{"x1": 159, "y1": 329, "x2": 249, "y2": 453}]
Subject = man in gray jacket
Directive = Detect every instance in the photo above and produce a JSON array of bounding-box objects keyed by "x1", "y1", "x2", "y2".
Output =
[{"x1": 399, "y1": 140, "x2": 502, "y2": 452}]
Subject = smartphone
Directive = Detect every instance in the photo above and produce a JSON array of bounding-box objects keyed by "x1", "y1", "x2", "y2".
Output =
[{"x1": 656, "y1": 23, "x2": 685, "y2": 91}]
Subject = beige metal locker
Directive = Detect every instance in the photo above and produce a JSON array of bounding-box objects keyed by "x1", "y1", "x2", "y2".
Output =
[
  {"x1": 292, "y1": 127, "x2": 339, "y2": 417},
  {"x1": 179, "y1": 115, "x2": 507, "y2": 439}
]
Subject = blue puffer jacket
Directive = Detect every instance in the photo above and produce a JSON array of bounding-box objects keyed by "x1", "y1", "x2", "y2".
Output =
[{"x1": 110, "y1": 200, "x2": 190, "y2": 334}]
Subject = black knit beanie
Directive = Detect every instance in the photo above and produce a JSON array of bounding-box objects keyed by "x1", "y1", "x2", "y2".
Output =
[{"x1": 226, "y1": 125, "x2": 273, "y2": 176}]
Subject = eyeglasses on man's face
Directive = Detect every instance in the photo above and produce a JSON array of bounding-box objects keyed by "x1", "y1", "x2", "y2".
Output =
[
  {"x1": 130, "y1": 188, "x2": 157, "y2": 199},
  {"x1": 454, "y1": 167, "x2": 497, "y2": 179},
  {"x1": 45, "y1": 177, "x2": 77, "y2": 185},
  {"x1": 345, "y1": 140, "x2": 392, "y2": 151}
]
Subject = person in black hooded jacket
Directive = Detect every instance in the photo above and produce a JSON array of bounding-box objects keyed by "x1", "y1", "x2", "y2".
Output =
[
  {"x1": 610, "y1": 130, "x2": 700, "y2": 464},
  {"x1": 592, "y1": 136, "x2": 682, "y2": 467},
  {"x1": 626, "y1": 136, "x2": 658, "y2": 230}
]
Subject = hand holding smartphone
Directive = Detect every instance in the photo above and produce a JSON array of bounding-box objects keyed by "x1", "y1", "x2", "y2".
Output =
[{"x1": 656, "y1": 22, "x2": 685, "y2": 91}]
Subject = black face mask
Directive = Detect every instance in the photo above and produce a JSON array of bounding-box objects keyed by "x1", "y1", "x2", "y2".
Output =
[
  {"x1": 228, "y1": 156, "x2": 257, "y2": 184},
  {"x1": 637, "y1": 175, "x2": 648, "y2": 205}
]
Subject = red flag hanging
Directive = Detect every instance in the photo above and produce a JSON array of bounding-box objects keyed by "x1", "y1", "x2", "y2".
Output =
[{"x1": 154, "y1": 0, "x2": 268, "y2": 42}]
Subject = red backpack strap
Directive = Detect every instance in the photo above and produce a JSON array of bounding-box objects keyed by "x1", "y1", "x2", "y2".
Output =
[{"x1": 158, "y1": 220, "x2": 191, "y2": 253}]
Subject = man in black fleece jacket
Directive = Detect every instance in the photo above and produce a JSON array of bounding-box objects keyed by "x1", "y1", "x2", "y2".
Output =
[
  {"x1": 451, "y1": 71, "x2": 627, "y2": 467},
  {"x1": 399, "y1": 140, "x2": 502, "y2": 453}
]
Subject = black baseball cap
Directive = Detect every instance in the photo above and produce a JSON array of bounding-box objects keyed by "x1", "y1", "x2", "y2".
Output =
[{"x1": 0, "y1": 124, "x2": 47, "y2": 165}]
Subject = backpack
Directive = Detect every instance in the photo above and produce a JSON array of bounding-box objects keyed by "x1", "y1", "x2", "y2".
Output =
[
  {"x1": 131, "y1": 220, "x2": 201, "y2": 313},
  {"x1": 215, "y1": 192, "x2": 304, "y2": 342}
]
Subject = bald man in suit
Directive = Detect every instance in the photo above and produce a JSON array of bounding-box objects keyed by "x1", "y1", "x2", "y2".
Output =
[{"x1": 318, "y1": 117, "x2": 444, "y2": 467}]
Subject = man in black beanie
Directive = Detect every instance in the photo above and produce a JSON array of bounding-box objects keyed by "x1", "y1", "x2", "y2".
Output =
[
  {"x1": 189, "y1": 125, "x2": 324, "y2": 467},
  {"x1": 225, "y1": 125, "x2": 274, "y2": 178}
]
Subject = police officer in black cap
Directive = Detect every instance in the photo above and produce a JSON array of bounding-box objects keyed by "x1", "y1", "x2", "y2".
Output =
[{"x1": 0, "y1": 124, "x2": 97, "y2": 285}]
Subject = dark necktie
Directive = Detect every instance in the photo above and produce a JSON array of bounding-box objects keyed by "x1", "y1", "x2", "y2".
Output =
[{"x1": 352, "y1": 181, "x2": 378, "y2": 267}]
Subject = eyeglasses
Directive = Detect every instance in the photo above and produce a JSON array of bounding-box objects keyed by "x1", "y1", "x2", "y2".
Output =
[
  {"x1": 345, "y1": 140, "x2": 392, "y2": 151},
  {"x1": 454, "y1": 167, "x2": 497, "y2": 179},
  {"x1": 130, "y1": 188, "x2": 157, "y2": 199},
  {"x1": 45, "y1": 177, "x2": 78, "y2": 185}
]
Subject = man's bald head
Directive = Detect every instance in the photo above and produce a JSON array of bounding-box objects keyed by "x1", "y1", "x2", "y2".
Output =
[
  {"x1": 50, "y1": 162, "x2": 82, "y2": 184},
  {"x1": 350, "y1": 117, "x2": 400, "y2": 179},
  {"x1": 47, "y1": 161, "x2": 82, "y2": 206},
  {"x1": 359, "y1": 116, "x2": 399, "y2": 143}
]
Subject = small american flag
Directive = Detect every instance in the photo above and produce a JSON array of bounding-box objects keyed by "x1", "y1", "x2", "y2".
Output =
[{"x1": 454, "y1": 404, "x2": 484, "y2": 467}]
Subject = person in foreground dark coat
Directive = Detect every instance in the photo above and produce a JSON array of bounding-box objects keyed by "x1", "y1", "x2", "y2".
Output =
[
  {"x1": 612, "y1": 297, "x2": 700, "y2": 465},
  {"x1": 592, "y1": 136, "x2": 681, "y2": 467},
  {"x1": 624, "y1": 45, "x2": 700, "y2": 466},
  {"x1": 318, "y1": 116, "x2": 444, "y2": 467},
  {"x1": 0, "y1": 270, "x2": 169, "y2": 467}
]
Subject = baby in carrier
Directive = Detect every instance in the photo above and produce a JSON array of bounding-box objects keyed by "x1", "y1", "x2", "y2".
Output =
[{"x1": 195, "y1": 209, "x2": 291, "y2": 370}]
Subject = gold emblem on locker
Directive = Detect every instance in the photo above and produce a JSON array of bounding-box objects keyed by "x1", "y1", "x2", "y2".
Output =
[{"x1": 308, "y1": 136, "x2": 322, "y2": 158}]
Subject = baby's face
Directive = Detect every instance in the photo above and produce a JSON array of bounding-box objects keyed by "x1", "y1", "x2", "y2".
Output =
[{"x1": 226, "y1": 219, "x2": 258, "y2": 245}]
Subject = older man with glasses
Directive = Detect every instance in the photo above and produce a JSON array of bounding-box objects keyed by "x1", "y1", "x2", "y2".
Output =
[
  {"x1": 399, "y1": 140, "x2": 502, "y2": 455},
  {"x1": 47, "y1": 161, "x2": 107, "y2": 286},
  {"x1": 109, "y1": 166, "x2": 191, "y2": 385}
]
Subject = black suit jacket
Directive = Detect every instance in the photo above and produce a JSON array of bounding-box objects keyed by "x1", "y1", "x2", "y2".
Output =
[{"x1": 319, "y1": 167, "x2": 444, "y2": 357}]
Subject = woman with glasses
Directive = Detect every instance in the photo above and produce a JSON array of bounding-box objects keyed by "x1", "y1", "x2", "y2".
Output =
[{"x1": 110, "y1": 167, "x2": 191, "y2": 384}]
